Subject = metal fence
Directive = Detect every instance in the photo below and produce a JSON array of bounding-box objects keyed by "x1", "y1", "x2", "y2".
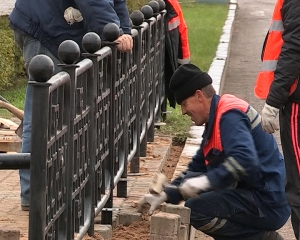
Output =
[{"x1": 0, "y1": 9, "x2": 166, "y2": 240}]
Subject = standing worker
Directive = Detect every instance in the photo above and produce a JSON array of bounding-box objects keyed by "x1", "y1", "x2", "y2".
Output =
[
  {"x1": 9, "y1": 0, "x2": 133, "y2": 211},
  {"x1": 140, "y1": 63, "x2": 290, "y2": 239},
  {"x1": 254, "y1": 0, "x2": 300, "y2": 239},
  {"x1": 164, "y1": 0, "x2": 191, "y2": 108}
]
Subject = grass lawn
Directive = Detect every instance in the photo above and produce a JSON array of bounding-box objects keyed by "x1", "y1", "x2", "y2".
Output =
[{"x1": 158, "y1": 3, "x2": 228, "y2": 139}]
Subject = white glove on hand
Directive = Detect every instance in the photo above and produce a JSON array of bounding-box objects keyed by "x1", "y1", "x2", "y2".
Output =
[
  {"x1": 179, "y1": 175, "x2": 211, "y2": 199},
  {"x1": 114, "y1": 34, "x2": 133, "y2": 52},
  {"x1": 64, "y1": 7, "x2": 83, "y2": 25},
  {"x1": 261, "y1": 103, "x2": 279, "y2": 133},
  {"x1": 138, "y1": 192, "x2": 167, "y2": 215}
]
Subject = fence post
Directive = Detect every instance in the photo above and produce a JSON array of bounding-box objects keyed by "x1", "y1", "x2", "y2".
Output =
[
  {"x1": 81, "y1": 32, "x2": 102, "y2": 236},
  {"x1": 129, "y1": 22, "x2": 143, "y2": 173},
  {"x1": 57, "y1": 40, "x2": 81, "y2": 239},
  {"x1": 101, "y1": 39, "x2": 118, "y2": 224},
  {"x1": 28, "y1": 55, "x2": 54, "y2": 240}
]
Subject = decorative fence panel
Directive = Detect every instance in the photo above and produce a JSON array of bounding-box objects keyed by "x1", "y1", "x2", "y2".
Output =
[{"x1": 0, "y1": 8, "x2": 167, "y2": 240}]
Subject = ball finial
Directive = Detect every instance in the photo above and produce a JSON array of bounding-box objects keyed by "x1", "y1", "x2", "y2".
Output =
[
  {"x1": 157, "y1": 0, "x2": 166, "y2": 11},
  {"x1": 28, "y1": 55, "x2": 54, "y2": 82},
  {"x1": 130, "y1": 10, "x2": 144, "y2": 26},
  {"x1": 148, "y1": 0, "x2": 160, "y2": 14},
  {"x1": 140, "y1": 5, "x2": 153, "y2": 20},
  {"x1": 82, "y1": 32, "x2": 102, "y2": 53},
  {"x1": 58, "y1": 40, "x2": 80, "y2": 64},
  {"x1": 102, "y1": 23, "x2": 120, "y2": 42}
]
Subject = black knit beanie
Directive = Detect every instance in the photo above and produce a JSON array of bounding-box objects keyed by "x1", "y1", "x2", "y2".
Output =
[{"x1": 169, "y1": 63, "x2": 213, "y2": 104}]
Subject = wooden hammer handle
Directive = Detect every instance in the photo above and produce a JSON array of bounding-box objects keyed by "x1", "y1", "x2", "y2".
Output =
[{"x1": 0, "y1": 100, "x2": 24, "y2": 120}]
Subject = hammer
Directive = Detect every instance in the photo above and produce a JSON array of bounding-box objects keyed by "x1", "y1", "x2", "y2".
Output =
[
  {"x1": 137, "y1": 173, "x2": 178, "y2": 213},
  {"x1": 0, "y1": 100, "x2": 24, "y2": 121},
  {"x1": 149, "y1": 173, "x2": 168, "y2": 194},
  {"x1": 0, "y1": 100, "x2": 24, "y2": 138}
]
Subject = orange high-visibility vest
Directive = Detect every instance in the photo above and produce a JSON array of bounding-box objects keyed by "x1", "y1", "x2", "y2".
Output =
[
  {"x1": 254, "y1": 0, "x2": 297, "y2": 99},
  {"x1": 166, "y1": 0, "x2": 190, "y2": 64},
  {"x1": 202, "y1": 94, "x2": 260, "y2": 165}
]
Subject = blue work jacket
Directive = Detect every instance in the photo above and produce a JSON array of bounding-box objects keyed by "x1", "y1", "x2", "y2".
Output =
[
  {"x1": 166, "y1": 94, "x2": 288, "y2": 209},
  {"x1": 9, "y1": 0, "x2": 131, "y2": 59}
]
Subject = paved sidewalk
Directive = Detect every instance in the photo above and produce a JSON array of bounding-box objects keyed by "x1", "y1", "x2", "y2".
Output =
[{"x1": 0, "y1": 0, "x2": 14, "y2": 16}]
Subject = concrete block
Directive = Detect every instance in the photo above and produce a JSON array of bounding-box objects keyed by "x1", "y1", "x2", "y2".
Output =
[
  {"x1": 189, "y1": 225, "x2": 196, "y2": 240},
  {"x1": 118, "y1": 211, "x2": 142, "y2": 226},
  {"x1": 179, "y1": 225, "x2": 188, "y2": 240},
  {"x1": 94, "y1": 224, "x2": 112, "y2": 240},
  {"x1": 150, "y1": 212, "x2": 181, "y2": 236},
  {"x1": 195, "y1": 0, "x2": 229, "y2": 3},
  {"x1": 149, "y1": 234, "x2": 178, "y2": 240},
  {"x1": 0, "y1": 229, "x2": 20, "y2": 240},
  {"x1": 161, "y1": 204, "x2": 191, "y2": 225}
]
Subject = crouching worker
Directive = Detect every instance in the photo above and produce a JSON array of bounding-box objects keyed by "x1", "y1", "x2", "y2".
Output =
[{"x1": 138, "y1": 63, "x2": 290, "y2": 240}]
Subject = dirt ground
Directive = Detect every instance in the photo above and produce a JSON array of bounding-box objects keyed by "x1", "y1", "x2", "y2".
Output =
[
  {"x1": 81, "y1": 140, "x2": 186, "y2": 240},
  {"x1": 111, "y1": 141, "x2": 184, "y2": 240},
  {"x1": 108, "y1": 141, "x2": 213, "y2": 240}
]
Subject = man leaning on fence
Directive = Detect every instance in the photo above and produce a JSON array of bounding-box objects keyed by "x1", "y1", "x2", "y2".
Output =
[
  {"x1": 8, "y1": 0, "x2": 133, "y2": 211},
  {"x1": 139, "y1": 63, "x2": 290, "y2": 240}
]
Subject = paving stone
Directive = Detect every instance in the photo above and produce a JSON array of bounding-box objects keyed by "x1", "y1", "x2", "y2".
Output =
[
  {"x1": 94, "y1": 224, "x2": 112, "y2": 240},
  {"x1": 0, "y1": 228, "x2": 20, "y2": 240},
  {"x1": 150, "y1": 212, "x2": 181, "y2": 236},
  {"x1": 161, "y1": 204, "x2": 191, "y2": 225}
]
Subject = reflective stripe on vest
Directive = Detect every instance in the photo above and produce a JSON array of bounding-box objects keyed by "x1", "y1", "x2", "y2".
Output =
[
  {"x1": 166, "y1": 0, "x2": 190, "y2": 63},
  {"x1": 202, "y1": 94, "x2": 261, "y2": 164},
  {"x1": 168, "y1": 17, "x2": 180, "y2": 31},
  {"x1": 178, "y1": 58, "x2": 190, "y2": 65},
  {"x1": 254, "y1": 0, "x2": 297, "y2": 99}
]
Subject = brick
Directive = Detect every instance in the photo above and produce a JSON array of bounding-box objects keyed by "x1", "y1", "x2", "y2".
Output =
[
  {"x1": 118, "y1": 210, "x2": 142, "y2": 226},
  {"x1": 188, "y1": 225, "x2": 196, "y2": 240},
  {"x1": 0, "y1": 228, "x2": 20, "y2": 240},
  {"x1": 149, "y1": 234, "x2": 178, "y2": 240},
  {"x1": 94, "y1": 224, "x2": 112, "y2": 240},
  {"x1": 161, "y1": 204, "x2": 191, "y2": 224},
  {"x1": 179, "y1": 225, "x2": 188, "y2": 240},
  {"x1": 150, "y1": 212, "x2": 181, "y2": 236}
]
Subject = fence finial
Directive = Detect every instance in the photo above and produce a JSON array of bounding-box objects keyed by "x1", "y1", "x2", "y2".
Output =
[
  {"x1": 28, "y1": 55, "x2": 54, "y2": 82},
  {"x1": 58, "y1": 40, "x2": 80, "y2": 64},
  {"x1": 82, "y1": 32, "x2": 102, "y2": 53}
]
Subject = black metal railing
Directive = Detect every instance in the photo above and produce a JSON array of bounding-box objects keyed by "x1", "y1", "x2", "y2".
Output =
[{"x1": 0, "y1": 7, "x2": 167, "y2": 240}]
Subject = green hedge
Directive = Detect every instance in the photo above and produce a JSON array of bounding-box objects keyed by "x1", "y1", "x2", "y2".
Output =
[
  {"x1": 127, "y1": 0, "x2": 149, "y2": 12},
  {"x1": 0, "y1": 15, "x2": 25, "y2": 91}
]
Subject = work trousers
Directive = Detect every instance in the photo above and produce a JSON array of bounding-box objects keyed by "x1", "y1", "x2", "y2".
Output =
[
  {"x1": 13, "y1": 30, "x2": 61, "y2": 207},
  {"x1": 185, "y1": 188, "x2": 290, "y2": 240},
  {"x1": 280, "y1": 101, "x2": 300, "y2": 240}
]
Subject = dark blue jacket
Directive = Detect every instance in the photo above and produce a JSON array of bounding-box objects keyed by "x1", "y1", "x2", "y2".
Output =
[
  {"x1": 165, "y1": 94, "x2": 288, "y2": 208},
  {"x1": 9, "y1": 0, "x2": 131, "y2": 58}
]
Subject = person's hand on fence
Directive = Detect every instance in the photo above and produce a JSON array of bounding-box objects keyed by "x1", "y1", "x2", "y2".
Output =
[
  {"x1": 261, "y1": 103, "x2": 279, "y2": 133},
  {"x1": 138, "y1": 192, "x2": 167, "y2": 215},
  {"x1": 114, "y1": 34, "x2": 133, "y2": 52}
]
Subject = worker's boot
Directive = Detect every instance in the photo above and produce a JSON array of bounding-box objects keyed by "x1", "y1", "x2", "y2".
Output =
[{"x1": 263, "y1": 231, "x2": 284, "y2": 240}]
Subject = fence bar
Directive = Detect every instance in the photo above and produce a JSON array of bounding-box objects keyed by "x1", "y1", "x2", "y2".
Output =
[{"x1": 0, "y1": 153, "x2": 30, "y2": 169}]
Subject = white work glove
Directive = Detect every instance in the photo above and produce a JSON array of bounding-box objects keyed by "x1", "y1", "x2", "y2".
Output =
[
  {"x1": 179, "y1": 175, "x2": 211, "y2": 199},
  {"x1": 138, "y1": 192, "x2": 167, "y2": 215},
  {"x1": 64, "y1": 7, "x2": 83, "y2": 25},
  {"x1": 114, "y1": 34, "x2": 133, "y2": 52},
  {"x1": 261, "y1": 103, "x2": 279, "y2": 133}
]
